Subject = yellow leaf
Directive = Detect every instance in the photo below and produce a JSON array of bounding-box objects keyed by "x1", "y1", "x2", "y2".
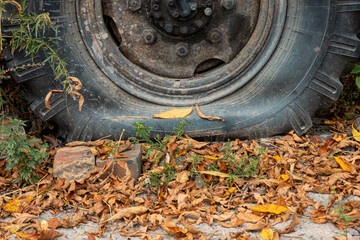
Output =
[
  {"x1": 201, "y1": 155, "x2": 219, "y2": 160},
  {"x1": 153, "y1": 107, "x2": 193, "y2": 119},
  {"x1": 251, "y1": 204, "x2": 287, "y2": 214},
  {"x1": 334, "y1": 156, "x2": 351, "y2": 172},
  {"x1": 276, "y1": 175, "x2": 287, "y2": 181},
  {"x1": 260, "y1": 226, "x2": 274, "y2": 240},
  {"x1": 273, "y1": 155, "x2": 282, "y2": 162},
  {"x1": 224, "y1": 187, "x2": 237, "y2": 196},
  {"x1": 3, "y1": 199, "x2": 22, "y2": 213},
  {"x1": 352, "y1": 122, "x2": 360, "y2": 142},
  {"x1": 198, "y1": 171, "x2": 230, "y2": 178}
]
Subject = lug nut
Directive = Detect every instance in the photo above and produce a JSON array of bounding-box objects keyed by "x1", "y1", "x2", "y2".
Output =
[
  {"x1": 189, "y1": 3, "x2": 197, "y2": 11},
  {"x1": 143, "y1": 30, "x2": 157, "y2": 44},
  {"x1": 165, "y1": 24, "x2": 173, "y2": 33},
  {"x1": 176, "y1": 43, "x2": 189, "y2": 57},
  {"x1": 222, "y1": 0, "x2": 235, "y2": 10},
  {"x1": 153, "y1": 4, "x2": 160, "y2": 10},
  {"x1": 206, "y1": 0, "x2": 213, "y2": 6},
  {"x1": 180, "y1": 26, "x2": 188, "y2": 35},
  {"x1": 128, "y1": 0, "x2": 141, "y2": 11},
  {"x1": 208, "y1": 28, "x2": 222, "y2": 43},
  {"x1": 204, "y1": 7, "x2": 212, "y2": 16},
  {"x1": 194, "y1": 20, "x2": 203, "y2": 28},
  {"x1": 168, "y1": 0, "x2": 174, "y2": 6},
  {"x1": 172, "y1": 11, "x2": 180, "y2": 18}
]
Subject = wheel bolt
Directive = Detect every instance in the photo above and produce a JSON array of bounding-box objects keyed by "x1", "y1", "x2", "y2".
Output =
[
  {"x1": 206, "y1": 0, "x2": 213, "y2": 6},
  {"x1": 153, "y1": 4, "x2": 160, "y2": 11},
  {"x1": 180, "y1": 26, "x2": 188, "y2": 35},
  {"x1": 143, "y1": 30, "x2": 157, "y2": 44},
  {"x1": 165, "y1": 24, "x2": 173, "y2": 33},
  {"x1": 176, "y1": 43, "x2": 189, "y2": 57},
  {"x1": 172, "y1": 11, "x2": 179, "y2": 18},
  {"x1": 189, "y1": 3, "x2": 197, "y2": 11},
  {"x1": 204, "y1": 7, "x2": 212, "y2": 16},
  {"x1": 222, "y1": 0, "x2": 235, "y2": 10},
  {"x1": 208, "y1": 28, "x2": 222, "y2": 43},
  {"x1": 194, "y1": 20, "x2": 203, "y2": 28},
  {"x1": 128, "y1": 0, "x2": 141, "y2": 11},
  {"x1": 168, "y1": 0, "x2": 174, "y2": 6}
]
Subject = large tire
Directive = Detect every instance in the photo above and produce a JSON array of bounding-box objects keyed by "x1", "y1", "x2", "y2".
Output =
[{"x1": 4, "y1": 0, "x2": 360, "y2": 141}]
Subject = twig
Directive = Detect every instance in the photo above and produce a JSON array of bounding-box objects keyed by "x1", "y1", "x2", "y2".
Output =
[
  {"x1": 101, "y1": 116, "x2": 148, "y2": 120},
  {"x1": 74, "y1": 231, "x2": 85, "y2": 240}
]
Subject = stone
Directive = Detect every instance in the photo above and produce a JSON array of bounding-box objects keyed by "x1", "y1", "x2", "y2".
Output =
[
  {"x1": 53, "y1": 146, "x2": 95, "y2": 182},
  {"x1": 96, "y1": 144, "x2": 142, "y2": 181}
]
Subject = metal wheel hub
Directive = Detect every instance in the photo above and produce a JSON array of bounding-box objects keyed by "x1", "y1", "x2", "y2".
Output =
[
  {"x1": 102, "y1": 0, "x2": 259, "y2": 78},
  {"x1": 77, "y1": 0, "x2": 285, "y2": 105}
]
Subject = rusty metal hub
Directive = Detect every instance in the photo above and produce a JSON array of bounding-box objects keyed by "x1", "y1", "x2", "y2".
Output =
[
  {"x1": 102, "y1": 0, "x2": 259, "y2": 78},
  {"x1": 77, "y1": 0, "x2": 285, "y2": 105}
]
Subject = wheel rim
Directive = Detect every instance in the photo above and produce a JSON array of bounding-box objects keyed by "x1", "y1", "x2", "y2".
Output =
[{"x1": 77, "y1": 0, "x2": 286, "y2": 105}]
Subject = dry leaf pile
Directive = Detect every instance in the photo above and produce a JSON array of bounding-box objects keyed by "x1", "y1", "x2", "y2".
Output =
[{"x1": 1, "y1": 130, "x2": 360, "y2": 239}]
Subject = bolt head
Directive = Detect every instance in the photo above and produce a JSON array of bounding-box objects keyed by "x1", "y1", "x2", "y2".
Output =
[
  {"x1": 222, "y1": 0, "x2": 235, "y2": 10},
  {"x1": 208, "y1": 28, "x2": 222, "y2": 43},
  {"x1": 153, "y1": 4, "x2": 160, "y2": 11},
  {"x1": 168, "y1": 0, "x2": 174, "y2": 6},
  {"x1": 180, "y1": 26, "x2": 188, "y2": 35},
  {"x1": 128, "y1": 0, "x2": 141, "y2": 11},
  {"x1": 190, "y1": 3, "x2": 197, "y2": 11},
  {"x1": 204, "y1": 7, "x2": 212, "y2": 16},
  {"x1": 194, "y1": 20, "x2": 203, "y2": 28},
  {"x1": 176, "y1": 43, "x2": 189, "y2": 57},
  {"x1": 143, "y1": 30, "x2": 157, "y2": 44},
  {"x1": 165, "y1": 24, "x2": 173, "y2": 33}
]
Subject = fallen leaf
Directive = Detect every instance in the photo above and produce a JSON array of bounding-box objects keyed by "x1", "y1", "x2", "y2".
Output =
[
  {"x1": 333, "y1": 156, "x2": 351, "y2": 173},
  {"x1": 45, "y1": 90, "x2": 64, "y2": 110},
  {"x1": 352, "y1": 121, "x2": 360, "y2": 142},
  {"x1": 260, "y1": 226, "x2": 273, "y2": 240},
  {"x1": 198, "y1": 171, "x2": 230, "y2": 178},
  {"x1": 246, "y1": 220, "x2": 267, "y2": 231},
  {"x1": 195, "y1": 103, "x2": 225, "y2": 122},
  {"x1": 280, "y1": 213, "x2": 300, "y2": 234},
  {"x1": 251, "y1": 204, "x2": 287, "y2": 214},
  {"x1": 107, "y1": 206, "x2": 148, "y2": 221},
  {"x1": 153, "y1": 107, "x2": 193, "y2": 119},
  {"x1": 273, "y1": 155, "x2": 282, "y2": 162}
]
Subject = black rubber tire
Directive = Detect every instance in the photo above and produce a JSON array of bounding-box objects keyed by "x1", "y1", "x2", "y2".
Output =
[{"x1": 4, "y1": 0, "x2": 360, "y2": 141}]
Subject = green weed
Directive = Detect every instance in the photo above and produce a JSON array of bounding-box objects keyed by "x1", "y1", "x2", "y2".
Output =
[
  {"x1": 351, "y1": 63, "x2": 360, "y2": 89},
  {"x1": 0, "y1": 117, "x2": 48, "y2": 183}
]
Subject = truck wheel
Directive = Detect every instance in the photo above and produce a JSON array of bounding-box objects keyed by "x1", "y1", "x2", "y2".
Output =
[{"x1": 4, "y1": 0, "x2": 360, "y2": 141}]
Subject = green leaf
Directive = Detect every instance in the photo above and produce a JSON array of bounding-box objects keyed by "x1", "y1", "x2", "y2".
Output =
[
  {"x1": 351, "y1": 64, "x2": 360, "y2": 74},
  {"x1": 356, "y1": 76, "x2": 360, "y2": 89}
]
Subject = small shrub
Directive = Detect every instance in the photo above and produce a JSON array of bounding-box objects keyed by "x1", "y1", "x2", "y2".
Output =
[{"x1": 0, "y1": 117, "x2": 48, "y2": 183}]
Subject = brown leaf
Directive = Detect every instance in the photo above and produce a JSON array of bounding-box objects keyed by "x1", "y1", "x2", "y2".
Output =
[
  {"x1": 71, "y1": 91, "x2": 85, "y2": 112},
  {"x1": 245, "y1": 220, "x2": 267, "y2": 231},
  {"x1": 107, "y1": 206, "x2": 148, "y2": 221},
  {"x1": 280, "y1": 213, "x2": 300, "y2": 234},
  {"x1": 86, "y1": 232, "x2": 96, "y2": 240},
  {"x1": 195, "y1": 103, "x2": 225, "y2": 122},
  {"x1": 45, "y1": 90, "x2": 64, "y2": 109},
  {"x1": 69, "y1": 76, "x2": 82, "y2": 91},
  {"x1": 38, "y1": 229, "x2": 63, "y2": 240},
  {"x1": 47, "y1": 218, "x2": 62, "y2": 230}
]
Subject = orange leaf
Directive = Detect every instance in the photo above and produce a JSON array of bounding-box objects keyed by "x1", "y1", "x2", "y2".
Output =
[
  {"x1": 334, "y1": 156, "x2": 351, "y2": 172},
  {"x1": 273, "y1": 155, "x2": 282, "y2": 162},
  {"x1": 260, "y1": 226, "x2": 273, "y2": 240},
  {"x1": 224, "y1": 187, "x2": 237, "y2": 196},
  {"x1": 3, "y1": 199, "x2": 22, "y2": 213},
  {"x1": 195, "y1": 103, "x2": 225, "y2": 122},
  {"x1": 153, "y1": 107, "x2": 193, "y2": 119},
  {"x1": 251, "y1": 204, "x2": 287, "y2": 214}
]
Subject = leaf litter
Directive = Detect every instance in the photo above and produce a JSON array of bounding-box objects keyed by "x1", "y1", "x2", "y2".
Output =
[{"x1": 0, "y1": 130, "x2": 360, "y2": 239}]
